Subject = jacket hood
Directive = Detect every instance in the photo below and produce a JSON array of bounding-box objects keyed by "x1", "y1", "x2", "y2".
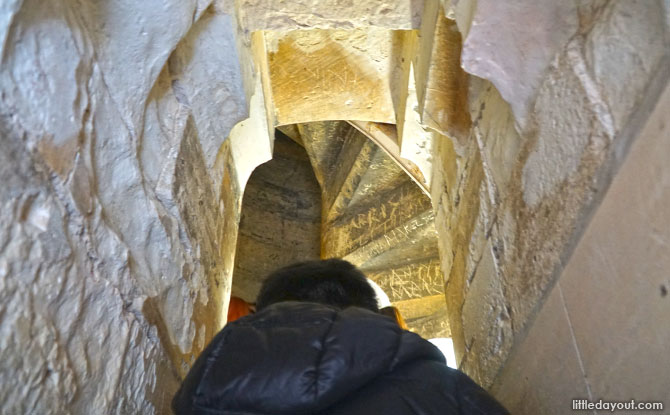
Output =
[{"x1": 176, "y1": 302, "x2": 445, "y2": 414}]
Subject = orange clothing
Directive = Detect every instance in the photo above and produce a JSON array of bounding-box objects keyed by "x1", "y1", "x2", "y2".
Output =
[{"x1": 227, "y1": 296, "x2": 254, "y2": 322}]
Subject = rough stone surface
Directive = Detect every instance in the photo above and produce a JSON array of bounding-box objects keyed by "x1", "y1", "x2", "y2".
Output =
[
  {"x1": 297, "y1": 121, "x2": 353, "y2": 190},
  {"x1": 431, "y1": 131, "x2": 485, "y2": 364},
  {"x1": 2, "y1": 0, "x2": 669, "y2": 412},
  {"x1": 491, "y1": 81, "x2": 670, "y2": 414},
  {"x1": 323, "y1": 181, "x2": 431, "y2": 259},
  {"x1": 460, "y1": 0, "x2": 580, "y2": 130},
  {"x1": 0, "y1": 1, "x2": 248, "y2": 413},
  {"x1": 584, "y1": 0, "x2": 668, "y2": 134},
  {"x1": 415, "y1": 3, "x2": 471, "y2": 144},
  {"x1": 460, "y1": 241, "x2": 512, "y2": 388},
  {"x1": 521, "y1": 44, "x2": 610, "y2": 208},
  {"x1": 405, "y1": 305, "x2": 451, "y2": 339},
  {"x1": 348, "y1": 121, "x2": 431, "y2": 195},
  {"x1": 394, "y1": 294, "x2": 445, "y2": 321},
  {"x1": 398, "y1": 70, "x2": 436, "y2": 189},
  {"x1": 471, "y1": 80, "x2": 522, "y2": 206},
  {"x1": 299, "y1": 121, "x2": 445, "y2": 339},
  {"x1": 431, "y1": 0, "x2": 670, "y2": 389},
  {"x1": 265, "y1": 28, "x2": 398, "y2": 125},
  {"x1": 167, "y1": 9, "x2": 248, "y2": 171},
  {"x1": 232, "y1": 134, "x2": 321, "y2": 302},
  {"x1": 345, "y1": 210, "x2": 437, "y2": 268},
  {"x1": 367, "y1": 258, "x2": 443, "y2": 303},
  {"x1": 236, "y1": 0, "x2": 423, "y2": 32}
]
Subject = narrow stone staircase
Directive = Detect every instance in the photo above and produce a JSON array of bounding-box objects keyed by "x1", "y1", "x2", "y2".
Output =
[{"x1": 286, "y1": 121, "x2": 450, "y2": 339}]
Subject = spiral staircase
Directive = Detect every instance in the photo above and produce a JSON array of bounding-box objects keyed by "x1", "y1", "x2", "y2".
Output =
[{"x1": 280, "y1": 121, "x2": 449, "y2": 339}]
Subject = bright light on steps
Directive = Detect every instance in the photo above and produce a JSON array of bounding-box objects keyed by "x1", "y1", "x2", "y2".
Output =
[
  {"x1": 368, "y1": 278, "x2": 455, "y2": 368},
  {"x1": 429, "y1": 338, "x2": 457, "y2": 368}
]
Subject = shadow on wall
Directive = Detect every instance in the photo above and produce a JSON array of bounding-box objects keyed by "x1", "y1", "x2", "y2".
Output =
[{"x1": 231, "y1": 132, "x2": 322, "y2": 303}]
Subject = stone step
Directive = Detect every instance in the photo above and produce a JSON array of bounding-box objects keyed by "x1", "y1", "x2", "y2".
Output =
[
  {"x1": 322, "y1": 180, "x2": 433, "y2": 258},
  {"x1": 322, "y1": 133, "x2": 375, "y2": 223},
  {"x1": 404, "y1": 305, "x2": 451, "y2": 339},
  {"x1": 392, "y1": 294, "x2": 450, "y2": 338},
  {"x1": 393, "y1": 294, "x2": 446, "y2": 321},
  {"x1": 324, "y1": 126, "x2": 412, "y2": 221},
  {"x1": 300, "y1": 121, "x2": 412, "y2": 222},
  {"x1": 363, "y1": 256, "x2": 443, "y2": 303},
  {"x1": 357, "y1": 226, "x2": 439, "y2": 271},
  {"x1": 335, "y1": 206, "x2": 435, "y2": 265},
  {"x1": 296, "y1": 121, "x2": 354, "y2": 189},
  {"x1": 299, "y1": 120, "x2": 448, "y2": 341},
  {"x1": 346, "y1": 146, "x2": 407, "y2": 211}
]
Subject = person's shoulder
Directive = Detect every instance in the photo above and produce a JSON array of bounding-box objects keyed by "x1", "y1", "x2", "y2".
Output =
[
  {"x1": 392, "y1": 358, "x2": 460, "y2": 386},
  {"x1": 450, "y1": 370, "x2": 509, "y2": 414},
  {"x1": 384, "y1": 360, "x2": 510, "y2": 415}
]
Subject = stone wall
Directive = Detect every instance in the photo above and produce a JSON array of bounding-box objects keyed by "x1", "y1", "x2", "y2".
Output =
[
  {"x1": 431, "y1": 0, "x2": 670, "y2": 388},
  {"x1": 0, "y1": 1, "x2": 250, "y2": 413},
  {"x1": 232, "y1": 133, "x2": 321, "y2": 302},
  {"x1": 0, "y1": 1, "x2": 424, "y2": 412},
  {"x1": 2, "y1": 0, "x2": 669, "y2": 412},
  {"x1": 490, "y1": 78, "x2": 670, "y2": 415}
]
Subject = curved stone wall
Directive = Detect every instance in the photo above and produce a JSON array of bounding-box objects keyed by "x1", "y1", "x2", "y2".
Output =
[
  {"x1": 0, "y1": 2, "x2": 249, "y2": 412},
  {"x1": 232, "y1": 133, "x2": 321, "y2": 302}
]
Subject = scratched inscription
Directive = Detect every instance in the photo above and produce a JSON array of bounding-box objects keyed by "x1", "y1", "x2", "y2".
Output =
[
  {"x1": 368, "y1": 258, "x2": 444, "y2": 302},
  {"x1": 323, "y1": 182, "x2": 432, "y2": 257},
  {"x1": 267, "y1": 32, "x2": 395, "y2": 125}
]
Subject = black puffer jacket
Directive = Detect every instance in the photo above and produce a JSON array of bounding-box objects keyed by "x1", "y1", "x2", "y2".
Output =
[{"x1": 173, "y1": 302, "x2": 508, "y2": 415}]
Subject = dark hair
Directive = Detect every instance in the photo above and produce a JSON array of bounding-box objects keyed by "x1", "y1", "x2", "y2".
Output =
[{"x1": 255, "y1": 259, "x2": 379, "y2": 312}]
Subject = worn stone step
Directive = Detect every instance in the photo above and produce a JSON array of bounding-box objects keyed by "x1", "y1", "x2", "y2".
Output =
[
  {"x1": 392, "y1": 294, "x2": 450, "y2": 338},
  {"x1": 323, "y1": 180, "x2": 433, "y2": 258},
  {"x1": 393, "y1": 294, "x2": 446, "y2": 321},
  {"x1": 356, "y1": 228, "x2": 439, "y2": 271},
  {"x1": 404, "y1": 305, "x2": 451, "y2": 339},
  {"x1": 325, "y1": 128, "x2": 410, "y2": 221},
  {"x1": 341, "y1": 209, "x2": 436, "y2": 267},
  {"x1": 296, "y1": 121, "x2": 353, "y2": 188},
  {"x1": 298, "y1": 120, "x2": 448, "y2": 341},
  {"x1": 322, "y1": 134, "x2": 375, "y2": 223},
  {"x1": 363, "y1": 256, "x2": 443, "y2": 303},
  {"x1": 346, "y1": 147, "x2": 407, "y2": 211}
]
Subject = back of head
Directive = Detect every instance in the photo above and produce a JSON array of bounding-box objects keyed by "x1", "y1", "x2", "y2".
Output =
[{"x1": 255, "y1": 258, "x2": 379, "y2": 312}]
